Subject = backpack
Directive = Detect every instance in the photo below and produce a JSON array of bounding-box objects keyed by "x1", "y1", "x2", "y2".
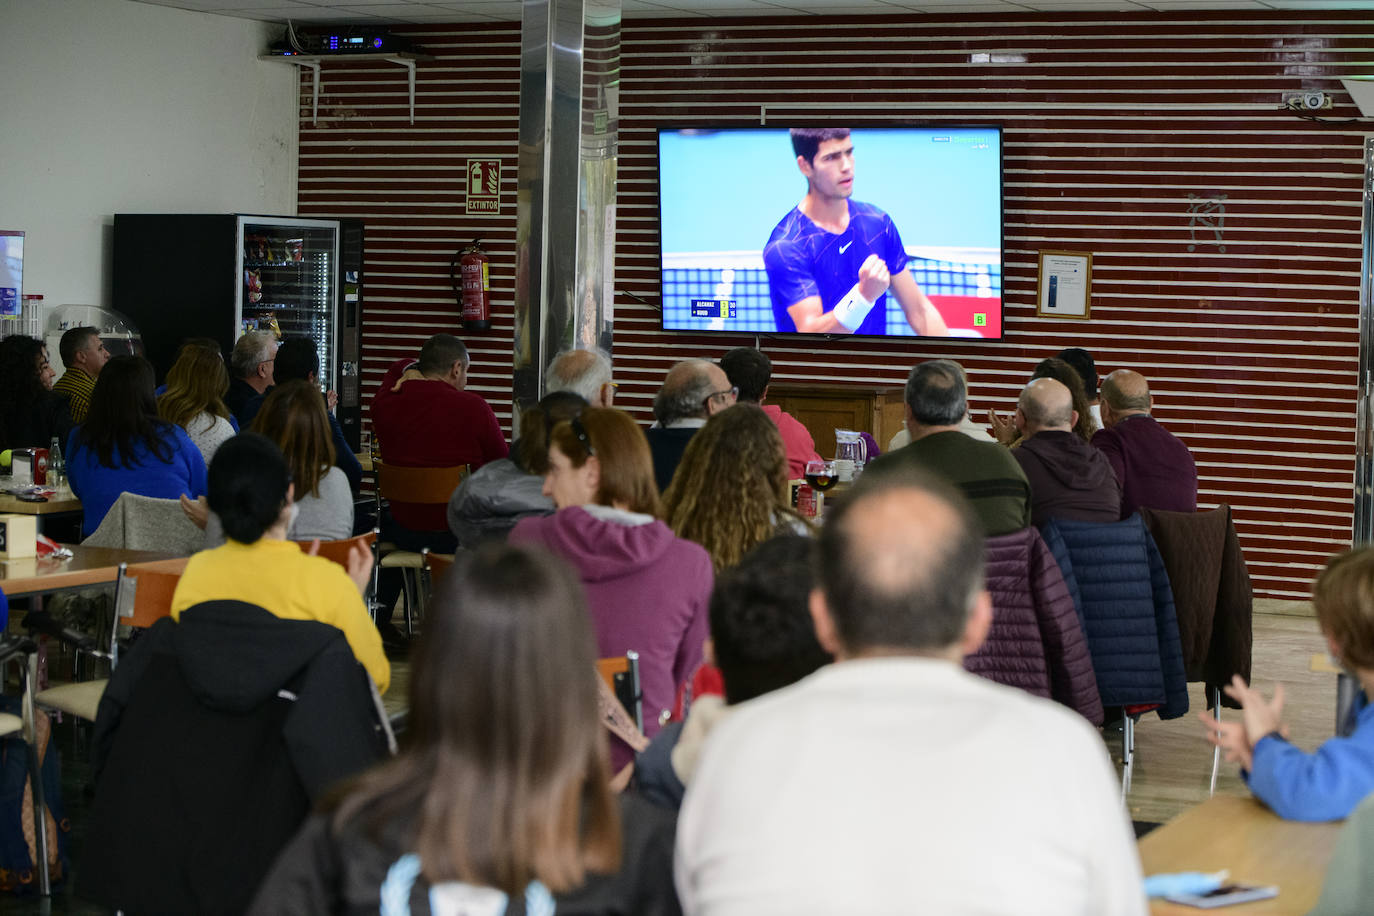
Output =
[{"x1": 0, "y1": 697, "x2": 69, "y2": 894}]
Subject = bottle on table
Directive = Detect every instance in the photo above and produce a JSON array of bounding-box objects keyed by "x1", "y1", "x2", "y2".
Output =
[{"x1": 48, "y1": 436, "x2": 65, "y2": 490}]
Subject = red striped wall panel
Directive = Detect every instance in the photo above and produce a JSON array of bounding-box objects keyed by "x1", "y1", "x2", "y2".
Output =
[{"x1": 296, "y1": 12, "x2": 1374, "y2": 598}]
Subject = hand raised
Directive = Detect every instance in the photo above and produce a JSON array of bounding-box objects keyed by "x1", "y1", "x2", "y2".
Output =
[
  {"x1": 345, "y1": 542, "x2": 372, "y2": 595},
  {"x1": 857, "y1": 254, "x2": 891, "y2": 302}
]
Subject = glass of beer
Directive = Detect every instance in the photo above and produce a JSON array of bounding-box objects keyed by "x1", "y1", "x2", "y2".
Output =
[{"x1": 804, "y1": 459, "x2": 838, "y2": 492}]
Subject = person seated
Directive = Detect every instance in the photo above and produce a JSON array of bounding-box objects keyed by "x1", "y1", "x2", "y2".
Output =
[
  {"x1": 225, "y1": 330, "x2": 277, "y2": 428},
  {"x1": 547, "y1": 347, "x2": 616, "y2": 407},
  {"x1": 272, "y1": 336, "x2": 362, "y2": 493},
  {"x1": 158, "y1": 338, "x2": 236, "y2": 466},
  {"x1": 446, "y1": 390, "x2": 587, "y2": 548},
  {"x1": 1057, "y1": 347, "x2": 1102, "y2": 428},
  {"x1": 1011, "y1": 377, "x2": 1121, "y2": 527},
  {"x1": 51, "y1": 325, "x2": 110, "y2": 423},
  {"x1": 0, "y1": 334, "x2": 73, "y2": 452},
  {"x1": 1202, "y1": 547, "x2": 1374, "y2": 822},
  {"x1": 635, "y1": 534, "x2": 831, "y2": 810},
  {"x1": 508, "y1": 407, "x2": 712, "y2": 763},
  {"x1": 989, "y1": 356, "x2": 1098, "y2": 447},
  {"x1": 248, "y1": 543, "x2": 680, "y2": 915},
  {"x1": 645, "y1": 359, "x2": 737, "y2": 493},
  {"x1": 170, "y1": 432, "x2": 387, "y2": 693},
  {"x1": 662, "y1": 403, "x2": 810, "y2": 573},
  {"x1": 718, "y1": 346, "x2": 820, "y2": 479},
  {"x1": 1092, "y1": 368, "x2": 1198, "y2": 518},
  {"x1": 66, "y1": 356, "x2": 207, "y2": 538}
]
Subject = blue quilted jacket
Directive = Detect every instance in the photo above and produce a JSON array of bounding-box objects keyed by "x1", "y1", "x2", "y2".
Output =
[{"x1": 1040, "y1": 515, "x2": 1189, "y2": 719}]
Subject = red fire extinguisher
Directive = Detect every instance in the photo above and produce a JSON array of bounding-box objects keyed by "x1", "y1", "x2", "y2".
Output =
[{"x1": 455, "y1": 239, "x2": 492, "y2": 330}]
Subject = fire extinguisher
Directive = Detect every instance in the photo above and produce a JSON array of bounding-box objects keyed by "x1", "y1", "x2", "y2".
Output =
[{"x1": 453, "y1": 239, "x2": 491, "y2": 330}]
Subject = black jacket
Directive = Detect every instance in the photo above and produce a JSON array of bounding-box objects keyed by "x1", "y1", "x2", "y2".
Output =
[{"x1": 82, "y1": 600, "x2": 392, "y2": 915}]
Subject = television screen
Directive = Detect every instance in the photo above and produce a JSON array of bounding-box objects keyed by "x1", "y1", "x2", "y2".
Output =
[{"x1": 657, "y1": 126, "x2": 1003, "y2": 339}]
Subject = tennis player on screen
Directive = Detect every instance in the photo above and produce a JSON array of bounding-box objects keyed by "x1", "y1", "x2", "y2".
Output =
[{"x1": 764, "y1": 128, "x2": 949, "y2": 336}]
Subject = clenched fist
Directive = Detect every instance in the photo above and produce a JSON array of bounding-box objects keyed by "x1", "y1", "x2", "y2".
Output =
[{"x1": 858, "y1": 254, "x2": 891, "y2": 302}]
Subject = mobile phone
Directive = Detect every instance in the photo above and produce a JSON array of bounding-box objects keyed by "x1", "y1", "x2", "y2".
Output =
[
  {"x1": 1164, "y1": 883, "x2": 1279, "y2": 908},
  {"x1": 16, "y1": 493, "x2": 47, "y2": 503}
]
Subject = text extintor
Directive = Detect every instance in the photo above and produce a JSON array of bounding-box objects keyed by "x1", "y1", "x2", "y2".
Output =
[{"x1": 466, "y1": 159, "x2": 501, "y2": 214}]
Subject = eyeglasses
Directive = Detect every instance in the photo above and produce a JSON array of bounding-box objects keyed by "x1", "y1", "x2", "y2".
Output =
[
  {"x1": 570, "y1": 414, "x2": 595, "y2": 457},
  {"x1": 703, "y1": 386, "x2": 739, "y2": 408}
]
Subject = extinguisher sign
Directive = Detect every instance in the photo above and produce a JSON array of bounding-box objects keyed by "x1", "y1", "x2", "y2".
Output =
[{"x1": 466, "y1": 159, "x2": 501, "y2": 213}]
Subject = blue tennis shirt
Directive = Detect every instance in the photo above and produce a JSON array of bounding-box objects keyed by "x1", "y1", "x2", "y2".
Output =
[{"x1": 763, "y1": 200, "x2": 909, "y2": 336}]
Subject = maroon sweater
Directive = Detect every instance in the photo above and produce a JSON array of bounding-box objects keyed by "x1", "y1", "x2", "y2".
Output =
[{"x1": 1091, "y1": 414, "x2": 1197, "y2": 519}]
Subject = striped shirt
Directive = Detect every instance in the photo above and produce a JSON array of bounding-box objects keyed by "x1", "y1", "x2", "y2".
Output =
[{"x1": 52, "y1": 367, "x2": 96, "y2": 422}]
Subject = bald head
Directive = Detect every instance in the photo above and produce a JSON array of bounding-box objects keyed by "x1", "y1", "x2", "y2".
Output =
[
  {"x1": 653, "y1": 359, "x2": 733, "y2": 425},
  {"x1": 816, "y1": 467, "x2": 988, "y2": 658},
  {"x1": 1100, "y1": 369, "x2": 1152, "y2": 428},
  {"x1": 547, "y1": 348, "x2": 613, "y2": 406},
  {"x1": 1016, "y1": 377, "x2": 1076, "y2": 435}
]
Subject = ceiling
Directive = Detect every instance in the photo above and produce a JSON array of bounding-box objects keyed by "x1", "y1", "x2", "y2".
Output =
[{"x1": 129, "y1": 0, "x2": 1374, "y2": 23}]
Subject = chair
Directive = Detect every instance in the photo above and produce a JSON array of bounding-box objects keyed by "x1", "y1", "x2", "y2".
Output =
[
  {"x1": 292, "y1": 530, "x2": 380, "y2": 620},
  {"x1": 421, "y1": 547, "x2": 456, "y2": 607},
  {"x1": 597, "y1": 651, "x2": 644, "y2": 733},
  {"x1": 1141, "y1": 505, "x2": 1254, "y2": 795},
  {"x1": 374, "y1": 460, "x2": 469, "y2": 636},
  {"x1": 81, "y1": 492, "x2": 205, "y2": 554},
  {"x1": 31, "y1": 563, "x2": 182, "y2": 723},
  {"x1": 0, "y1": 636, "x2": 51, "y2": 896}
]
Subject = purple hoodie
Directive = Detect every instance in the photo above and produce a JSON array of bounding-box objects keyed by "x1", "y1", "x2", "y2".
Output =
[{"x1": 509, "y1": 506, "x2": 713, "y2": 760}]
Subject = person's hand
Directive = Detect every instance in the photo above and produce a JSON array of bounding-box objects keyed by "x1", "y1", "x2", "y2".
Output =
[
  {"x1": 391, "y1": 368, "x2": 425, "y2": 392},
  {"x1": 1225, "y1": 674, "x2": 1288, "y2": 745},
  {"x1": 857, "y1": 254, "x2": 891, "y2": 302},
  {"x1": 345, "y1": 541, "x2": 372, "y2": 595},
  {"x1": 325, "y1": 389, "x2": 339, "y2": 411},
  {"x1": 1198, "y1": 709, "x2": 1255, "y2": 771},
  {"x1": 987, "y1": 409, "x2": 1017, "y2": 445},
  {"x1": 180, "y1": 494, "x2": 209, "y2": 530}
]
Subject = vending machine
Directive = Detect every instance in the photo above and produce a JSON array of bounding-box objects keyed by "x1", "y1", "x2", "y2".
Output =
[{"x1": 111, "y1": 214, "x2": 365, "y2": 450}]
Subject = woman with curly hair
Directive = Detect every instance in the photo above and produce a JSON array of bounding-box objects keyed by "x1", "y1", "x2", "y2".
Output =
[
  {"x1": 158, "y1": 339, "x2": 235, "y2": 465},
  {"x1": 0, "y1": 334, "x2": 72, "y2": 451},
  {"x1": 662, "y1": 403, "x2": 810, "y2": 573},
  {"x1": 990, "y1": 356, "x2": 1098, "y2": 447}
]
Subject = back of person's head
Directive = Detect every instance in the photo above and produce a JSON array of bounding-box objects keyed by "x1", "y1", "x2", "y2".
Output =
[
  {"x1": 1314, "y1": 548, "x2": 1374, "y2": 671},
  {"x1": 159, "y1": 340, "x2": 230, "y2": 429},
  {"x1": 1056, "y1": 348, "x2": 1098, "y2": 400},
  {"x1": 206, "y1": 432, "x2": 291, "y2": 545},
  {"x1": 817, "y1": 464, "x2": 985, "y2": 655},
  {"x1": 250, "y1": 380, "x2": 336, "y2": 498},
  {"x1": 1099, "y1": 369, "x2": 1152, "y2": 412},
  {"x1": 1017, "y1": 377, "x2": 1075, "y2": 432},
  {"x1": 546, "y1": 349, "x2": 612, "y2": 403},
  {"x1": 653, "y1": 359, "x2": 717, "y2": 426},
  {"x1": 710, "y1": 535, "x2": 832, "y2": 704},
  {"x1": 1031, "y1": 357, "x2": 1096, "y2": 440},
  {"x1": 272, "y1": 337, "x2": 320, "y2": 385},
  {"x1": 337, "y1": 543, "x2": 620, "y2": 894},
  {"x1": 790, "y1": 127, "x2": 850, "y2": 165},
  {"x1": 230, "y1": 330, "x2": 277, "y2": 381},
  {"x1": 904, "y1": 359, "x2": 968, "y2": 427},
  {"x1": 80, "y1": 355, "x2": 173, "y2": 469},
  {"x1": 515, "y1": 390, "x2": 588, "y2": 475},
  {"x1": 417, "y1": 333, "x2": 469, "y2": 375},
  {"x1": 549, "y1": 407, "x2": 660, "y2": 516},
  {"x1": 663, "y1": 403, "x2": 799, "y2": 572},
  {"x1": 719, "y1": 347, "x2": 771, "y2": 404},
  {"x1": 58, "y1": 326, "x2": 99, "y2": 367}
]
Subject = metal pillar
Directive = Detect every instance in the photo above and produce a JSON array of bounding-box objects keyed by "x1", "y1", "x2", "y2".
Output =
[
  {"x1": 1356, "y1": 138, "x2": 1374, "y2": 546},
  {"x1": 512, "y1": 0, "x2": 620, "y2": 419}
]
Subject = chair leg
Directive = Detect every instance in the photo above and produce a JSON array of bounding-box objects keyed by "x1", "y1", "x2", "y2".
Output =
[
  {"x1": 1120, "y1": 715, "x2": 1134, "y2": 799},
  {"x1": 401, "y1": 571, "x2": 416, "y2": 638},
  {"x1": 23, "y1": 654, "x2": 50, "y2": 897},
  {"x1": 1209, "y1": 686, "x2": 1222, "y2": 797}
]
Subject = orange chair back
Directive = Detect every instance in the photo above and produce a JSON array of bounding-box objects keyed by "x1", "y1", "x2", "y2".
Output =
[
  {"x1": 293, "y1": 530, "x2": 379, "y2": 569},
  {"x1": 120, "y1": 566, "x2": 183, "y2": 629},
  {"x1": 375, "y1": 461, "x2": 469, "y2": 505},
  {"x1": 597, "y1": 656, "x2": 630, "y2": 693},
  {"x1": 425, "y1": 550, "x2": 455, "y2": 585}
]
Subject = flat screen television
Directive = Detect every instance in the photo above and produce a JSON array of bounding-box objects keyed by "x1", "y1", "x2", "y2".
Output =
[{"x1": 656, "y1": 126, "x2": 1003, "y2": 339}]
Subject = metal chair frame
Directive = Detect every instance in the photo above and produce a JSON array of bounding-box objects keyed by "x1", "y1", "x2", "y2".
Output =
[{"x1": 373, "y1": 460, "x2": 469, "y2": 636}]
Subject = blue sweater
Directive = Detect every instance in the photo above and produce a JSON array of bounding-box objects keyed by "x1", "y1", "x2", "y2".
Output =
[
  {"x1": 67, "y1": 424, "x2": 208, "y2": 538},
  {"x1": 1247, "y1": 697, "x2": 1374, "y2": 822}
]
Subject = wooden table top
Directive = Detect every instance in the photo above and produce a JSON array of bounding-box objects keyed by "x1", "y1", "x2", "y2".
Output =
[
  {"x1": 0, "y1": 491, "x2": 82, "y2": 515},
  {"x1": 1139, "y1": 794, "x2": 1343, "y2": 914},
  {"x1": 0, "y1": 546, "x2": 186, "y2": 598}
]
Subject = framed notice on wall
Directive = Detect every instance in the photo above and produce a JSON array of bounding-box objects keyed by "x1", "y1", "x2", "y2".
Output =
[{"x1": 1037, "y1": 251, "x2": 1092, "y2": 319}]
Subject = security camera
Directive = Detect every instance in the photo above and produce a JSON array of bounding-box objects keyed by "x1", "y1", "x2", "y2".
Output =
[{"x1": 1302, "y1": 92, "x2": 1329, "y2": 110}]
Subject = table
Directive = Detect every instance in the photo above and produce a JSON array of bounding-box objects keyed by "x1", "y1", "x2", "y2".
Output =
[
  {"x1": 1139, "y1": 795, "x2": 1343, "y2": 914},
  {"x1": 0, "y1": 492, "x2": 82, "y2": 516},
  {"x1": 0, "y1": 547, "x2": 185, "y2": 599}
]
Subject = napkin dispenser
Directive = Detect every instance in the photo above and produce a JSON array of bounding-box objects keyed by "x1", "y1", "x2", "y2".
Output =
[{"x1": 0, "y1": 513, "x2": 38, "y2": 559}]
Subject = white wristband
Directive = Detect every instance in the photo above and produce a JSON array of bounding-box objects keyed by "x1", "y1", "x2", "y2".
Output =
[{"x1": 831, "y1": 283, "x2": 877, "y2": 331}]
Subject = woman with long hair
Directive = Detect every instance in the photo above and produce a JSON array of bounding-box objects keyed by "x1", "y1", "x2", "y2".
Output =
[
  {"x1": 66, "y1": 355, "x2": 207, "y2": 537},
  {"x1": 663, "y1": 403, "x2": 809, "y2": 573},
  {"x1": 508, "y1": 407, "x2": 712, "y2": 765},
  {"x1": 158, "y1": 339, "x2": 235, "y2": 465},
  {"x1": 249, "y1": 543, "x2": 680, "y2": 914},
  {"x1": 249, "y1": 380, "x2": 353, "y2": 541},
  {"x1": 991, "y1": 356, "x2": 1098, "y2": 447},
  {"x1": 0, "y1": 334, "x2": 71, "y2": 451}
]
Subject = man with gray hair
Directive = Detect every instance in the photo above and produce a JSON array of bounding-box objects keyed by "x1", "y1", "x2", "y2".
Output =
[
  {"x1": 1092, "y1": 369, "x2": 1197, "y2": 518},
  {"x1": 546, "y1": 348, "x2": 614, "y2": 407},
  {"x1": 225, "y1": 330, "x2": 278, "y2": 427},
  {"x1": 1012, "y1": 377, "x2": 1120, "y2": 527},
  {"x1": 676, "y1": 466, "x2": 1145, "y2": 914},
  {"x1": 866, "y1": 358, "x2": 1029, "y2": 535},
  {"x1": 645, "y1": 358, "x2": 737, "y2": 492}
]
